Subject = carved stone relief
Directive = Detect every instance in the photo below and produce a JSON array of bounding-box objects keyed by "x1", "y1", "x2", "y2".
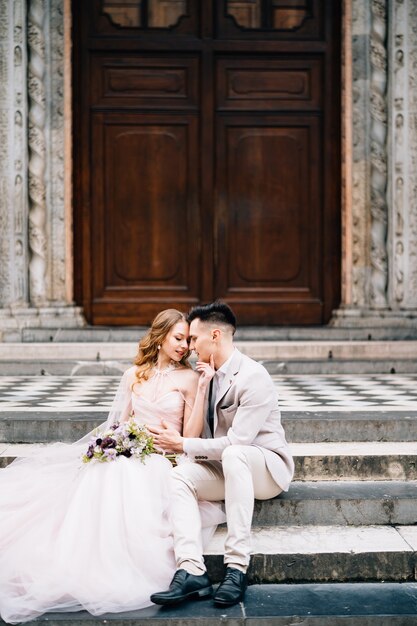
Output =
[
  {"x1": 404, "y1": 0, "x2": 417, "y2": 307},
  {"x1": 369, "y1": 0, "x2": 388, "y2": 308},
  {"x1": 350, "y1": 0, "x2": 371, "y2": 308},
  {"x1": 390, "y1": 0, "x2": 406, "y2": 308},
  {"x1": 388, "y1": 0, "x2": 417, "y2": 310},
  {"x1": 0, "y1": 0, "x2": 28, "y2": 308},
  {"x1": 28, "y1": 0, "x2": 48, "y2": 306},
  {"x1": 0, "y1": 2, "x2": 12, "y2": 307},
  {"x1": 334, "y1": 0, "x2": 417, "y2": 325},
  {"x1": 49, "y1": 0, "x2": 67, "y2": 303},
  {"x1": 13, "y1": 0, "x2": 28, "y2": 305},
  {"x1": 0, "y1": 0, "x2": 84, "y2": 335}
]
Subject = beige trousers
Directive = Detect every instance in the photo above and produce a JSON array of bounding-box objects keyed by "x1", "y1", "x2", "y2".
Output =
[{"x1": 170, "y1": 445, "x2": 282, "y2": 574}]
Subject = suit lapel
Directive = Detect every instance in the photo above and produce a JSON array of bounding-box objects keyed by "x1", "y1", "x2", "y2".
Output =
[{"x1": 214, "y1": 349, "x2": 242, "y2": 432}]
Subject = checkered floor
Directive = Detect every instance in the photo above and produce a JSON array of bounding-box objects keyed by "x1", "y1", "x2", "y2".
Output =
[{"x1": 0, "y1": 375, "x2": 416, "y2": 412}]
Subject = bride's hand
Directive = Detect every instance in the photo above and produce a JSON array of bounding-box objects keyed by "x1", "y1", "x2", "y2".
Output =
[
  {"x1": 195, "y1": 354, "x2": 215, "y2": 390},
  {"x1": 148, "y1": 422, "x2": 184, "y2": 453}
]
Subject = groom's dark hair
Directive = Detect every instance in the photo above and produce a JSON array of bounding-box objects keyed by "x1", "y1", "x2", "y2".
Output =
[{"x1": 187, "y1": 301, "x2": 236, "y2": 333}]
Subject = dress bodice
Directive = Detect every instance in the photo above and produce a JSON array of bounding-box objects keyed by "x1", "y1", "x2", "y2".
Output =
[
  {"x1": 105, "y1": 364, "x2": 189, "y2": 434},
  {"x1": 131, "y1": 389, "x2": 184, "y2": 433}
]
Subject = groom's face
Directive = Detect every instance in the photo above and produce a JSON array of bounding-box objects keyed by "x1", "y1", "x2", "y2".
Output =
[{"x1": 189, "y1": 319, "x2": 214, "y2": 363}]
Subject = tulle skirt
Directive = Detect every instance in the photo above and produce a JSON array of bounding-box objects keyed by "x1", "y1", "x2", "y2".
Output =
[{"x1": 0, "y1": 445, "x2": 222, "y2": 624}]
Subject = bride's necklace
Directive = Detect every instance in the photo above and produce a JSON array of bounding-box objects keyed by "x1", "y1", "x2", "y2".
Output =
[
  {"x1": 150, "y1": 361, "x2": 177, "y2": 401},
  {"x1": 153, "y1": 361, "x2": 177, "y2": 375}
]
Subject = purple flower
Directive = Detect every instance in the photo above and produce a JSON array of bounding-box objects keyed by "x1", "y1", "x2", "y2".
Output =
[
  {"x1": 86, "y1": 446, "x2": 94, "y2": 459},
  {"x1": 103, "y1": 448, "x2": 117, "y2": 459},
  {"x1": 100, "y1": 437, "x2": 116, "y2": 449},
  {"x1": 121, "y1": 449, "x2": 132, "y2": 458}
]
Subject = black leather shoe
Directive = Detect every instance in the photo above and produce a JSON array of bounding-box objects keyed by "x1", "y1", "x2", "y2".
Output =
[
  {"x1": 213, "y1": 567, "x2": 248, "y2": 607},
  {"x1": 150, "y1": 569, "x2": 213, "y2": 606}
]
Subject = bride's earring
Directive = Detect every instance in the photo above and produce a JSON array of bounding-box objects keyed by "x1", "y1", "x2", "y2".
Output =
[{"x1": 157, "y1": 345, "x2": 161, "y2": 350}]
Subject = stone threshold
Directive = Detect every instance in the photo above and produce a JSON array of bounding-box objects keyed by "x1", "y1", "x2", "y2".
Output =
[
  {"x1": 0, "y1": 583, "x2": 417, "y2": 626},
  {"x1": 1, "y1": 583, "x2": 417, "y2": 625}
]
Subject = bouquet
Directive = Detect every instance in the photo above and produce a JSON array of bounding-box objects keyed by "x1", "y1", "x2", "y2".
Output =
[{"x1": 82, "y1": 418, "x2": 156, "y2": 464}]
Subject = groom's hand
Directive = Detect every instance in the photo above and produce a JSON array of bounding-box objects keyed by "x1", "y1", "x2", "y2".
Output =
[
  {"x1": 195, "y1": 354, "x2": 215, "y2": 390},
  {"x1": 148, "y1": 421, "x2": 184, "y2": 453}
]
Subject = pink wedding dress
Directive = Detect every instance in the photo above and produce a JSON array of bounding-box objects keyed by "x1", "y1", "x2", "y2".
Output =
[{"x1": 0, "y1": 366, "x2": 224, "y2": 624}]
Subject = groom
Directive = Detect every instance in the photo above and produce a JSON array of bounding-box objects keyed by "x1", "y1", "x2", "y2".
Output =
[{"x1": 149, "y1": 301, "x2": 294, "y2": 607}]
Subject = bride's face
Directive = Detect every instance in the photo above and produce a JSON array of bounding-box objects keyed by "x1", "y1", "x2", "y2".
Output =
[{"x1": 160, "y1": 321, "x2": 189, "y2": 362}]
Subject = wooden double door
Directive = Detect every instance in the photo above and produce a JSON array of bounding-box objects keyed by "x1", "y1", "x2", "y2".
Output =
[{"x1": 73, "y1": 0, "x2": 341, "y2": 325}]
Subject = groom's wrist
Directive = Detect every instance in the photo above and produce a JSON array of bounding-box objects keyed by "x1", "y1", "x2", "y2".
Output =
[{"x1": 173, "y1": 437, "x2": 184, "y2": 453}]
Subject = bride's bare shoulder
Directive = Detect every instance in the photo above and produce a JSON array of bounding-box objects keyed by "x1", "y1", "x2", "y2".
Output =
[
  {"x1": 120, "y1": 365, "x2": 138, "y2": 384},
  {"x1": 176, "y1": 365, "x2": 198, "y2": 381},
  {"x1": 123, "y1": 365, "x2": 137, "y2": 377}
]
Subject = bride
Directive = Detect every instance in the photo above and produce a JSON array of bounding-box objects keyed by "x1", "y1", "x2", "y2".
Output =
[{"x1": 0, "y1": 309, "x2": 222, "y2": 624}]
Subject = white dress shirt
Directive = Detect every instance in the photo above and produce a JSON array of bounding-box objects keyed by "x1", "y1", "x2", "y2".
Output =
[{"x1": 184, "y1": 349, "x2": 236, "y2": 452}]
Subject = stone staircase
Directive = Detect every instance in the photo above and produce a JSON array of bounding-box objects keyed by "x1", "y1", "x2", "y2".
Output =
[
  {"x1": 1, "y1": 339, "x2": 417, "y2": 623},
  {"x1": 1, "y1": 339, "x2": 417, "y2": 375}
]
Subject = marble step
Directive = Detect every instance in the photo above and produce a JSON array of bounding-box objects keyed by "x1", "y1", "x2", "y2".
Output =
[
  {"x1": 1, "y1": 341, "x2": 417, "y2": 377},
  {"x1": 2, "y1": 453, "x2": 416, "y2": 525},
  {"x1": 205, "y1": 524, "x2": 417, "y2": 584},
  {"x1": 2, "y1": 411, "x2": 417, "y2": 443},
  {"x1": 2, "y1": 442, "x2": 417, "y2": 481},
  {"x1": 265, "y1": 358, "x2": 417, "y2": 374},
  {"x1": 0, "y1": 444, "x2": 417, "y2": 526},
  {"x1": 253, "y1": 481, "x2": 417, "y2": 526},
  {"x1": 14, "y1": 340, "x2": 416, "y2": 360},
  {"x1": 284, "y1": 412, "x2": 417, "y2": 443},
  {"x1": 292, "y1": 442, "x2": 417, "y2": 480},
  {"x1": 1, "y1": 444, "x2": 417, "y2": 525},
  {"x1": 13, "y1": 324, "x2": 417, "y2": 341},
  {"x1": 2, "y1": 358, "x2": 417, "y2": 376},
  {"x1": 1, "y1": 583, "x2": 417, "y2": 625}
]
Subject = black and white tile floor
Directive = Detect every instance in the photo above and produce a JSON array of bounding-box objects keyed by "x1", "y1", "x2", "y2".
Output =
[{"x1": 0, "y1": 374, "x2": 416, "y2": 412}]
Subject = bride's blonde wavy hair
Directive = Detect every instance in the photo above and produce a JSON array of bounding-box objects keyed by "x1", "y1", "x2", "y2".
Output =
[{"x1": 133, "y1": 309, "x2": 190, "y2": 386}]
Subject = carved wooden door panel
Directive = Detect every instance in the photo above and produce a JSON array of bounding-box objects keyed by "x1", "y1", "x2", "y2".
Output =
[{"x1": 73, "y1": 0, "x2": 341, "y2": 325}]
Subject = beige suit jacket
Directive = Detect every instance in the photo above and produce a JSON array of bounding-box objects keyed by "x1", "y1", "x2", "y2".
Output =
[{"x1": 183, "y1": 349, "x2": 294, "y2": 491}]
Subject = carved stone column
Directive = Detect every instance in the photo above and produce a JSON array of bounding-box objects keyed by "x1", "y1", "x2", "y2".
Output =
[
  {"x1": 27, "y1": 0, "x2": 48, "y2": 305},
  {"x1": 49, "y1": 0, "x2": 69, "y2": 303},
  {"x1": 350, "y1": 0, "x2": 372, "y2": 309},
  {"x1": 0, "y1": 0, "x2": 29, "y2": 309},
  {"x1": 369, "y1": 0, "x2": 388, "y2": 308},
  {"x1": 0, "y1": 0, "x2": 84, "y2": 339},
  {"x1": 389, "y1": 0, "x2": 417, "y2": 310}
]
